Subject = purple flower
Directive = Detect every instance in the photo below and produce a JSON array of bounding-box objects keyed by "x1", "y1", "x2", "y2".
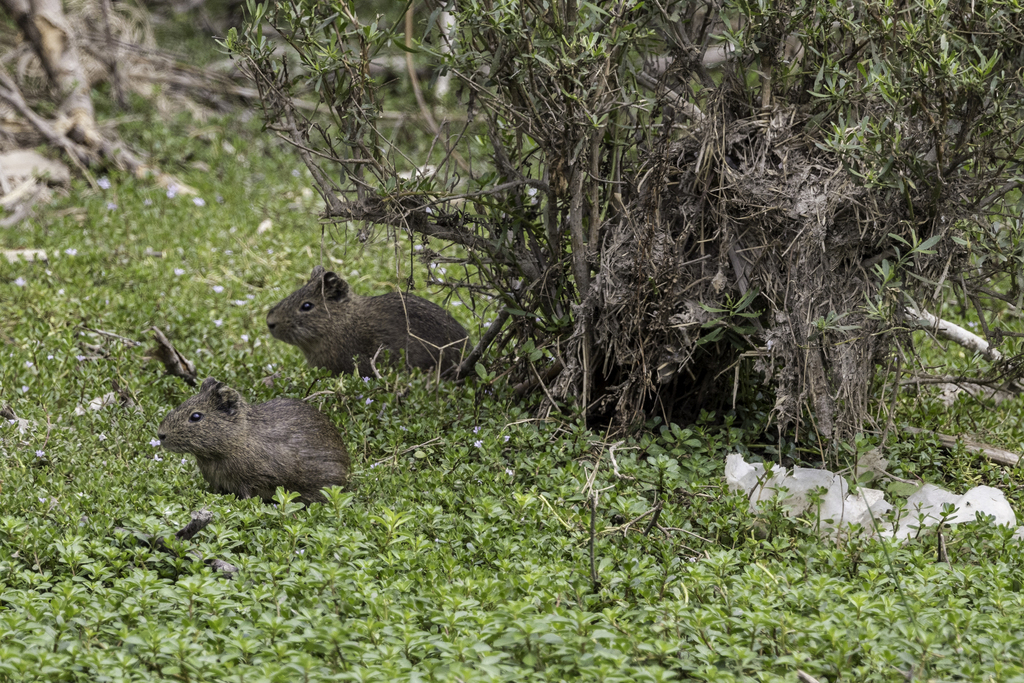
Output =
[
  {"x1": 214, "y1": 319, "x2": 223, "y2": 327},
  {"x1": 212, "y1": 285, "x2": 224, "y2": 294},
  {"x1": 106, "y1": 202, "x2": 117, "y2": 210},
  {"x1": 241, "y1": 334, "x2": 249, "y2": 342},
  {"x1": 14, "y1": 277, "x2": 26, "y2": 287},
  {"x1": 64, "y1": 248, "x2": 77, "y2": 256},
  {"x1": 193, "y1": 197, "x2": 206, "y2": 207},
  {"x1": 153, "y1": 454, "x2": 163, "y2": 462},
  {"x1": 97, "y1": 176, "x2": 111, "y2": 190},
  {"x1": 35, "y1": 450, "x2": 44, "y2": 458},
  {"x1": 150, "y1": 439, "x2": 161, "y2": 447},
  {"x1": 174, "y1": 268, "x2": 185, "y2": 276},
  {"x1": 474, "y1": 440, "x2": 483, "y2": 448},
  {"x1": 365, "y1": 398, "x2": 373, "y2": 405},
  {"x1": 166, "y1": 185, "x2": 178, "y2": 198},
  {"x1": 143, "y1": 198, "x2": 153, "y2": 206}
]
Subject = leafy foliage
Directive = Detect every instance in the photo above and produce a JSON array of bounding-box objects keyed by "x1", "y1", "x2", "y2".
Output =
[{"x1": 226, "y1": 0, "x2": 1024, "y2": 448}]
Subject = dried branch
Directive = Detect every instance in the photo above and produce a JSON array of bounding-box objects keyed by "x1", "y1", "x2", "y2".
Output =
[
  {"x1": 455, "y1": 307, "x2": 510, "y2": 379},
  {"x1": 903, "y1": 426, "x2": 1020, "y2": 467},
  {"x1": 905, "y1": 305, "x2": 1002, "y2": 362},
  {"x1": 146, "y1": 327, "x2": 198, "y2": 386},
  {"x1": 118, "y1": 510, "x2": 238, "y2": 577}
]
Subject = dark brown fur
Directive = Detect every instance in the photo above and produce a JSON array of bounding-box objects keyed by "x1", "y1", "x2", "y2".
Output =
[
  {"x1": 157, "y1": 377, "x2": 350, "y2": 505},
  {"x1": 266, "y1": 266, "x2": 470, "y2": 377}
]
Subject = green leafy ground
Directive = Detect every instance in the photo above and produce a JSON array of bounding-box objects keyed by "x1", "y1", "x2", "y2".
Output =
[{"x1": 2, "y1": 110, "x2": 1024, "y2": 682}]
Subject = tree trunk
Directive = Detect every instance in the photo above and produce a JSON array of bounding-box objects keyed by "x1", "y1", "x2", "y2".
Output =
[{"x1": 0, "y1": 0, "x2": 99, "y2": 147}]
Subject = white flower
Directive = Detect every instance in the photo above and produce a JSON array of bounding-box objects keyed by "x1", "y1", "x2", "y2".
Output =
[
  {"x1": 25, "y1": 361, "x2": 32, "y2": 368},
  {"x1": 474, "y1": 440, "x2": 483, "y2": 448},
  {"x1": 143, "y1": 198, "x2": 153, "y2": 206},
  {"x1": 292, "y1": 169, "x2": 301, "y2": 177},
  {"x1": 267, "y1": 249, "x2": 273, "y2": 255},
  {"x1": 212, "y1": 285, "x2": 224, "y2": 294},
  {"x1": 47, "y1": 355, "x2": 53, "y2": 360},
  {"x1": 21, "y1": 385, "x2": 28, "y2": 393},
  {"x1": 97, "y1": 176, "x2": 111, "y2": 189},
  {"x1": 174, "y1": 268, "x2": 185, "y2": 276},
  {"x1": 57, "y1": 289, "x2": 64, "y2": 295},
  {"x1": 241, "y1": 334, "x2": 249, "y2": 342},
  {"x1": 14, "y1": 277, "x2": 26, "y2": 287},
  {"x1": 75, "y1": 355, "x2": 85, "y2": 361},
  {"x1": 504, "y1": 435, "x2": 510, "y2": 442},
  {"x1": 106, "y1": 202, "x2": 117, "y2": 210},
  {"x1": 246, "y1": 294, "x2": 255, "y2": 300},
  {"x1": 232, "y1": 300, "x2": 246, "y2": 306},
  {"x1": 362, "y1": 377, "x2": 371, "y2": 383},
  {"x1": 365, "y1": 398, "x2": 373, "y2": 405},
  {"x1": 506, "y1": 468, "x2": 514, "y2": 476},
  {"x1": 473, "y1": 426, "x2": 481, "y2": 434},
  {"x1": 64, "y1": 248, "x2": 77, "y2": 256},
  {"x1": 214, "y1": 319, "x2": 223, "y2": 327},
  {"x1": 181, "y1": 458, "x2": 188, "y2": 464},
  {"x1": 98, "y1": 434, "x2": 106, "y2": 441},
  {"x1": 193, "y1": 197, "x2": 206, "y2": 207},
  {"x1": 153, "y1": 454, "x2": 163, "y2": 462},
  {"x1": 35, "y1": 450, "x2": 44, "y2": 458},
  {"x1": 150, "y1": 439, "x2": 161, "y2": 447},
  {"x1": 166, "y1": 184, "x2": 178, "y2": 198},
  {"x1": 414, "y1": 244, "x2": 423, "y2": 251}
]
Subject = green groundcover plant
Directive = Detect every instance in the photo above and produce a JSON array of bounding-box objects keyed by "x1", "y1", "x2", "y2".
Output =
[{"x1": 0, "y1": 94, "x2": 1023, "y2": 683}]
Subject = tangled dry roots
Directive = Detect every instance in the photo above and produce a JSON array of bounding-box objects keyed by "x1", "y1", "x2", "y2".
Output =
[{"x1": 551, "y1": 103, "x2": 960, "y2": 444}]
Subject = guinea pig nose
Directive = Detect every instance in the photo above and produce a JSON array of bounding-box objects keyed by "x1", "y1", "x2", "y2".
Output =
[{"x1": 157, "y1": 433, "x2": 166, "y2": 441}]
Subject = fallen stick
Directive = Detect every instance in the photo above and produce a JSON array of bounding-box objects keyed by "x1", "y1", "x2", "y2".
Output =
[
  {"x1": 117, "y1": 510, "x2": 238, "y2": 577},
  {"x1": 904, "y1": 426, "x2": 1020, "y2": 467},
  {"x1": 906, "y1": 305, "x2": 1001, "y2": 362}
]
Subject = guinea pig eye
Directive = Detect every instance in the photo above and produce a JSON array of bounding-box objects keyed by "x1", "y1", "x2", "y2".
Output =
[
  {"x1": 188, "y1": 412, "x2": 204, "y2": 423},
  {"x1": 300, "y1": 301, "x2": 314, "y2": 312}
]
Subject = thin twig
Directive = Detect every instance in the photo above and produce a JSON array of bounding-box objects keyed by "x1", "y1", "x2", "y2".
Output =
[
  {"x1": 80, "y1": 327, "x2": 140, "y2": 347},
  {"x1": 529, "y1": 361, "x2": 560, "y2": 409},
  {"x1": 455, "y1": 307, "x2": 510, "y2": 379},
  {"x1": 589, "y1": 492, "x2": 599, "y2": 591}
]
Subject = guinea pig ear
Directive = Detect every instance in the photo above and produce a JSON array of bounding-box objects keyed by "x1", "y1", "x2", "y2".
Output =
[
  {"x1": 209, "y1": 383, "x2": 243, "y2": 415},
  {"x1": 309, "y1": 265, "x2": 326, "y2": 282},
  {"x1": 321, "y1": 271, "x2": 349, "y2": 301},
  {"x1": 199, "y1": 377, "x2": 220, "y2": 393}
]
